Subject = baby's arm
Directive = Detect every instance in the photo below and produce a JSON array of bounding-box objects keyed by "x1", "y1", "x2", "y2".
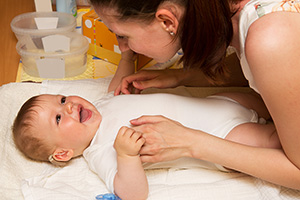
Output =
[
  {"x1": 108, "y1": 50, "x2": 136, "y2": 93},
  {"x1": 113, "y1": 126, "x2": 148, "y2": 200}
]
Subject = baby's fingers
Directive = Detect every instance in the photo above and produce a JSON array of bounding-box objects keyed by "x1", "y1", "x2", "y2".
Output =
[
  {"x1": 136, "y1": 135, "x2": 146, "y2": 148},
  {"x1": 131, "y1": 131, "x2": 143, "y2": 142}
]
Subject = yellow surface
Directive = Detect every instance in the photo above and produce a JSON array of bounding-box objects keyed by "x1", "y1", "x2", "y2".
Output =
[
  {"x1": 16, "y1": 52, "x2": 182, "y2": 82},
  {"x1": 93, "y1": 58, "x2": 118, "y2": 79},
  {"x1": 16, "y1": 54, "x2": 120, "y2": 82}
]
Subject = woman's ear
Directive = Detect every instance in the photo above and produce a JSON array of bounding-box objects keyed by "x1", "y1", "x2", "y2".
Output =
[
  {"x1": 52, "y1": 148, "x2": 73, "y2": 162},
  {"x1": 155, "y1": 8, "x2": 179, "y2": 35}
]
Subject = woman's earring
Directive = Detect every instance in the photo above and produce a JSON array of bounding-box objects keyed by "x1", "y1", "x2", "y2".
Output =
[{"x1": 166, "y1": 28, "x2": 175, "y2": 36}]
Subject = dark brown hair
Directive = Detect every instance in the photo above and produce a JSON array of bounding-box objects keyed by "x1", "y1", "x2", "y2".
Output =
[{"x1": 89, "y1": 0, "x2": 241, "y2": 84}]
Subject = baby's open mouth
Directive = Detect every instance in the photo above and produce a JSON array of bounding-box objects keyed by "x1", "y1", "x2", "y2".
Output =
[{"x1": 79, "y1": 106, "x2": 92, "y2": 123}]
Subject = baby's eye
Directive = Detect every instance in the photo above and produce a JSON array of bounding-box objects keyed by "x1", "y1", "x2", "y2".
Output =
[
  {"x1": 56, "y1": 114, "x2": 61, "y2": 125},
  {"x1": 61, "y1": 96, "x2": 66, "y2": 104}
]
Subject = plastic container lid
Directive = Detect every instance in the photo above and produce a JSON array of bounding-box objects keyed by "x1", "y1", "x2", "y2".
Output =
[{"x1": 11, "y1": 12, "x2": 76, "y2": 39}]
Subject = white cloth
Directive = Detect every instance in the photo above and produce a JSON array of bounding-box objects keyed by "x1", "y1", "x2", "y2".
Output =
[
  {"x1": 238, "y1": 0, "x2": 300, "y2": 93},
  {"x1": 1, "y1": 80, "x2": 299, "y2": 199},
  {"x1": 84, "y1": 93, "x2": 261, "y2": 192},
  {"x1": 41, "y1": 78, "x2": 112, "y2": 102}
]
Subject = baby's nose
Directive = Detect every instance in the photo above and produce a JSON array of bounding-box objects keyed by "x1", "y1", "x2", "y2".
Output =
[{"x1": 65, "y1": 102, "x2": 73, "y2": 114}]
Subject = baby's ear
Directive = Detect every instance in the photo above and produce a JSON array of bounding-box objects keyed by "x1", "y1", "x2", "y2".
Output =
[{"x1": 52, "y1": 148, "x2": 73, "y2": 162}]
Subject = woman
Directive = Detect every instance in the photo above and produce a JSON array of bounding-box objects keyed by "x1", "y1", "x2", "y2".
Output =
[{"x1": 89, "y1": 0, "x2": 300, "y2": 190}]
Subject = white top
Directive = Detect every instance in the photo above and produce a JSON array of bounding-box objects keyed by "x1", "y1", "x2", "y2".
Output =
[
  {"x1": 83, "y1": 93, "x2": 260, "y2": 192},
  {"x1": 238, "y1": 0, "x2": 299, "y2": 92}
]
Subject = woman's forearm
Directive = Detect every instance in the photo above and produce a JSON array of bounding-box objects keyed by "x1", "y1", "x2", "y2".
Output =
[
  {"x1": 108, "y1": 59, "x2": 135, "y2": 93},
  {"x1": 134, "y1": 116, "x2": 300, "y2": 190},
  {"x1": 189, "y1": 130, "x2": 300, "y2": 190}
]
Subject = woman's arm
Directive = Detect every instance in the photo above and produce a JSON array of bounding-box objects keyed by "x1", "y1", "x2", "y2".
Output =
[
  {"x1": 245, "y1": 12, "x2": 300, "y2": 169},
  {"x1": 108, "y1": 50, "x2": 136, "y2": 93},
  {"x1": 131, "y1": 115, "x2": 300, "y2": 190},
  {"x1": 114, "y1": 52, "x2": 248, "y2": 95},
  {"x1": 113, "y1": 127, "x2": 148, "y2": 200}
]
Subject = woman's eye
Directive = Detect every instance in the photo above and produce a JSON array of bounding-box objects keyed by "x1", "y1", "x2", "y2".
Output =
[
  {"x1": 56, "y1": 115, "x2": 61, "y2": 125},
  {"x1": 116, "y1": 34, "x2": 125, "y2": 39},
  {"x1": 61, "y1": 97, "x2": 66, "y2": 104}
]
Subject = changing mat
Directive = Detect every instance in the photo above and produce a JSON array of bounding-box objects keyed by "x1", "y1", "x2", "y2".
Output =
[{"x1": 1, "y1": 78, "x2": 299, "y2": 200}]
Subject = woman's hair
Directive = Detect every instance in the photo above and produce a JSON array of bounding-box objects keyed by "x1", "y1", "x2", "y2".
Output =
[
  {"x1": 12, "y1": 95, "x2": 53, "y2": 162},
  {"x1": 89, "y1": 0, "x2": 241, "y2": 84}
]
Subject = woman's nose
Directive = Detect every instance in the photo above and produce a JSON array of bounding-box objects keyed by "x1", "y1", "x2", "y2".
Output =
[{"x1": 117, "y1": 37, "x2": 130, "y2": 52}]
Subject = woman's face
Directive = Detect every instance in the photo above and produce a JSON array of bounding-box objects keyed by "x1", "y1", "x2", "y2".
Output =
[{"x1": 95, "y1": 7, "x2": 181, "y2": 63}]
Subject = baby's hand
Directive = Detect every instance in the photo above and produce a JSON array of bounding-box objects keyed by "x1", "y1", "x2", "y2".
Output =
[{"x1": 114, "y1": 126, "x2": 145, "y2": 158}]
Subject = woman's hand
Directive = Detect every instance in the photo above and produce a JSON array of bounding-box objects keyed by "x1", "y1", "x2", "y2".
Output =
[
  {"x1": 130, "y1": 115, "x2": 196, "y2": 163},
  {"x1": 114, "y1": 69, "x2": 186, "y2": 95}
]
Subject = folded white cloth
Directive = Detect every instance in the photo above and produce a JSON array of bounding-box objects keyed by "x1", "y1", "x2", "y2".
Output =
[
  {"x1": 1, "y1": 79, "x2": 299, "y2": 200},
  {"x1": 41, "y1": 78, "x2": 112, "y2": 102},
  {"x1": 0, "y1": 82, "x2": 45, "y2": 199}
]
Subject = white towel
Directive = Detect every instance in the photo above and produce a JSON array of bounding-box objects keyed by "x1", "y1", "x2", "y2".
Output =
[{"x1": 0, "y1": 79, "x2": 299, "y2": 200}]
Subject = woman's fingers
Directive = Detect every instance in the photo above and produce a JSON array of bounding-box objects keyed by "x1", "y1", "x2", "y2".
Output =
[
  {"x1": 114, "y1": 84, "x2": 122, "y2": 96},
  {"x1": 114, "y1": 69, "x2": 182, "y2": 95},
  {"x1": 130, "y1": 115, "x2": 168, "y2": 126}
]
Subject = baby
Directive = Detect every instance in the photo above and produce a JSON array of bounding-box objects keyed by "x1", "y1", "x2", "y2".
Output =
[{"x1": 13, "y1": 92, "x2": 281, "y2": 200}]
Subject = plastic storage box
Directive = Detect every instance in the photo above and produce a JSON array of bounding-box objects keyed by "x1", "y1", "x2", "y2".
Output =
[
  {"x1": 11, "y1": 12, "x2": 76, "y2": 41},
  {"x1": 16, "y1": 32, "x2": 89, "y2": 78}
]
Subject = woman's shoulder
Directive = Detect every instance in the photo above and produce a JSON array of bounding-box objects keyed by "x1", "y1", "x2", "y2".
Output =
[
  {"x1": 240, "y1": 1, "x2": 300, "y2": 41},
  {"x1": 246, "y1": 11, "x2": 300, "y2": 55},
  {"x1": 244, "y1": 11, "x2": 300, "y2": 88},
  {"x1": 241, "y1": 0, "x2": 300, "y2": 46}
]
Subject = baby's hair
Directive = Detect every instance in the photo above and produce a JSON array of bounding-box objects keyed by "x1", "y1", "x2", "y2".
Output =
[{"x1": 12, "y1": 95, "x2": 54, "y2": 162}]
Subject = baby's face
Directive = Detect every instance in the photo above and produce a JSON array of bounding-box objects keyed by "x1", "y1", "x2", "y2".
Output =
[{"x1": 36, "y1": 94, "x2": 102, "y2": 155}]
